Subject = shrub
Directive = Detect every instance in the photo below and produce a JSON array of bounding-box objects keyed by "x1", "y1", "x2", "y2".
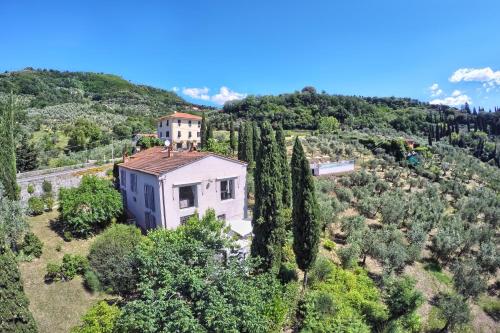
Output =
[
  {"x1": 61, "y1": 254, "x2": 89, "y2": 280},
  {"x1": 479, "y1": 296, "x2": 500, "y2": 321},
  {"x1": 21, "y1": 232, "x2": 43, "y2": 258},
  {"x1": 45, "y1": 262, "x2": 62, "y2": 282},
  {"x1": 27, "y1": 196, "x2": 45, "y2": 216},
  {"x1": 43, "y1": 194, "x2": 55, "y2": 212},
  {"x1": 335, "y1": 187, "x2": 353, "y2": 203},
  {"x1": 83, "y1": 270, "x2": 101, "y2": 293},
  {"x1": 383, "y1": 275, "x2": 424, "y2": 319},
  {"x1": 27, "y1": 184, "x2": 35, "y2": 195},
  {"x1": 323, "y1": 239, "x2": 336, "y2": 251},
  {"x1": 58, "y1": 176, "x2": 123, "y2": 237},
  {"x1": 42, "y1": 180, "x2": 52, "y2": 194},
  {"x1": 303, "y1": 263, "x2": 388, "y2": 332},
  {"x1": 309, "y1": 256, "x2": 334, "y2": 284},
  {"x1": 71, "y1": 301, "x2": 121, "y2": 333},
  {"x1": 45, "y1": 254, "x2": 88, "y2": 282},
  {"x1": 88, "y1": 224, "x2": 142, "y2": 295}
]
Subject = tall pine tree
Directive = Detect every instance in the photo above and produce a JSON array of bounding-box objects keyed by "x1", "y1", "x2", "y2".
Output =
[
  {"x1": 275, "y1": 125, "x2": 291, "y2": 208},
  {"x1": 251, "y1": 122, "x2": 285, "y2": 273},
  {"x1": 291, "y1": 137, "x2": 320, "y2": 288},
  {"x1": 0, "y1": 94, "x2": 18, "y2": 200}
]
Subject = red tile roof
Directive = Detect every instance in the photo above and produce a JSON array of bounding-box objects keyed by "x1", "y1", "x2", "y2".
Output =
[
  {"x1": 158, "y1": 112, "x2": 202, "y2": 121},
  {"x1": 119, "y1": 146, "x2": 245, "y2": 176}
]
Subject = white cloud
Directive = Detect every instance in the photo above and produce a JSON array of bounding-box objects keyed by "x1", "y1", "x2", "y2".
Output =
[
  {"x1": 172, "y1": 86, "x2": 179, "y2": 92},
  {"x1": 429, "y1": 83, "x2": 443, "y2": 96},
  {"x1": 451, "y1": 90, "x2": 462, "y2": 97},
  {"x1": 430, "y1": 93, "x2": 471, "y2": 107},
  {"x1": 182, "y1": 87, "x2": 210, "y2": 101},
  {"x1": 449, "y1": 67, "x2": 500, "y2": 85},
  {"x1": 181, "y1": 86, "x2": 247, "y2": 105},
  {"x1": 210, "y1": 86, "x2": 247, "y2": 105}
]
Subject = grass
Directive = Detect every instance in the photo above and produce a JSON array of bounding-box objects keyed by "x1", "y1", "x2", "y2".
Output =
[
  {"x1": 423, "y1": 259, "x2": 453, "y2": 286},
  {"x1": 478, "y1": 295, "x2": 500, "y2": 321},
  {"x1": 19, "y1": 210, "x2": 106, "y2": 333}
]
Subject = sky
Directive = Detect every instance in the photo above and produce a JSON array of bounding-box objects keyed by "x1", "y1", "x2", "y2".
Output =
[{"x1": 1, "y1": 0, "x2": 500, "y2": 109}]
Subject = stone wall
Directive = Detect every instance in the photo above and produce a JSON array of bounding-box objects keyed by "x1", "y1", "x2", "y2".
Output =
[{"x1": 17, "y1": 164, "x2": 113, "y2": 203}]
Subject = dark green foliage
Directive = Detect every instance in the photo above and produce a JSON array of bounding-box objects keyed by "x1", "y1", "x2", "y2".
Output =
[
  {"x1": 451, "y1": 259, "x2": 487, "y2": 299},
  {"x1": 251, "y1": 122, "x2": 285, "y2": 273},
  {"x1": 27, "y1": 196, "x2": 45, "y2": 216},
  {"x1": 67, "y1": 118, "x2": 103, "y2": 152},
  {"x1": 136, "y1": 136, "x2": 162, "y2": 149},
  {"x1": 291, "y1": 137, "x2": 320, "y2": 283},
  {"x1": 434, "y1": 292, "x2": 471, "y2": 332},
  {"x1": 41, "y1": 180, "x2": 52, "y2": 194},
  {"x1": 276, "y1": 125, "x2": 291, "y2": 207},
  {"x1": 0, "y1": 95, "x2": 18, "y2": 200},
  {"x1": 0, "y1": 249, "x2": 38, "y2": 333},
  {"x1": 237, "y1": 122, "x2": 245, "y2": 160},
  {"x1": 0, "y1": 189, "x2": 28, "y2": 251},
  {"x1": 16, "y1": 133, "x2": 39, "y2": 172},
  {"x1": 83, "y1": 270, "x2": 101, "y2": 293},
  {"x1": 117, "y1": 210, "x2": 297, "y2": 332},
  {"x1": 201, "y1": 113, "x2": 214, "y2": 149},
  {"x1": 88, "y1": 224, "x2": 142, "y2": 295},
  {"x1": 383, "y1": 275, "x2": 424, "y2": 319},
  {"x1": 252, "y1": 122, "x2": 260, "y2": 161},
  {"x1": 244, "y1": 121, "x2": 254, "y2": 164},
  {"x1": 229, "y1": 118, "x2": 237, "y2": 154},
  {"x1": 58, "y1": 176, "x2": 123, "y2": 237},
  {"x1": 21, "y1": 232, "x2": 43, "y2": 258}
]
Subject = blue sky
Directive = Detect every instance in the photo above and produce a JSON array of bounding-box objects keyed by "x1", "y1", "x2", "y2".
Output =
[{"x1": 1, "y1": 0, "x2": 499, "y2": 109}]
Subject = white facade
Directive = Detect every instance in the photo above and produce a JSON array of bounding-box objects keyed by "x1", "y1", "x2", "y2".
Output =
[
  {"x1": 157, "y1": 114, "x2": 202, "y2": 149},
  {"x1": 119, "y1": 155, "x2": 248, "y2": 231},
  {"x1": 310, "y1": 160, "x2": 355, "y2": 176}
]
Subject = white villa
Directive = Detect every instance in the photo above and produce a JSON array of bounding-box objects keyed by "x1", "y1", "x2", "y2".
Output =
[
  {"x1": 157, "y1": 112, "x2": 202, "y2": 150},
  {"x1": 117, "y1": 146, "x2": 251, "y2": 239}
]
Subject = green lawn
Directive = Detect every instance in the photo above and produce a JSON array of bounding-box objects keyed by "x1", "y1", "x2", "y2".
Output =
[{"x1": 19, "y1": 210, "x2": 106, "y2": 333}]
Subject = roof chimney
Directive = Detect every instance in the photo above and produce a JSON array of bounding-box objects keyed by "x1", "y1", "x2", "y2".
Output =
[{"x1": 122, "y1": 152, "x2": 129, "y2": 163}]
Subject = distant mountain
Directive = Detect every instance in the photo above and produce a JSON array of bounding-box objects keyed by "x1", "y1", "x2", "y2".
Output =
[{"x1": 0, "y1": 68, "x2": 213, "y2": 131}]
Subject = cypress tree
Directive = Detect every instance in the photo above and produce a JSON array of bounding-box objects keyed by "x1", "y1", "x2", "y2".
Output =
[
  {"x1": 275, "y1": 125, "x2": 291, "y2": 208},
  {"x1": 291, "y1": 137, "x2": 320, "y2": 288},
  {"x1": 251, "y1": 122, "x2": 285, "y2": 273},
  {"x1": 428, "y1": 126, "x2": 433, "y2": 146},
  {"x1": 237, "y1": 122, "x2": 245, "y2": 160},
  {"x1": 0, "y1": 94, "x2": 18, "y2": 200},
  {"x1": 0, "y1": 249, "x2": 38, "y2": 332},
  {"x1": 206, "y1": 121, "x2": 214, "y2": 142},
  {"x1": 229, "y1": 118, "x2": 237, "y2": 155},
  {"x1": 200, "y1": 112, "x2": 207, "y2": 149},
  {"x1": 252, "y1": 122, "x2": 260, "y2": 162},
  {"x1": 244, "y1": 122, "x2": 254, "y2": 166}
]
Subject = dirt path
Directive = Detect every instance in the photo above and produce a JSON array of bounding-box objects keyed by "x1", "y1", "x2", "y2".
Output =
[{"x1": 19, "y1": 211, "x2": 105, "y2": 333}]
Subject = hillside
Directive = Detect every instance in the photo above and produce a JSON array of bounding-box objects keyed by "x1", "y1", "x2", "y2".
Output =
[
  {"x1": 220, "y1": 87, "x2": 500, "y2": 167},
  {"x1": 0, "y1": 68, "x2": 211, "y2": 130},
  {"x1": 0, "y1": 69, "x2": 212, "y2": 170}
]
